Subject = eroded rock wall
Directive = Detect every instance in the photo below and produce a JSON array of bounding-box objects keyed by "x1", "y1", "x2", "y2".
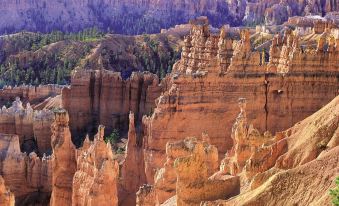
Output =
[
  {"x1": 0, "y1": 97, "x2": 54, "y2": 155},
  {"x1": 62, "y1": 70, "x2": 161, "y2": 143},
  {"x1": 142, "y1": 20, "x2": 338, "y2": 183},
  {"x1": 0, "y1": 85, "x2": 62, "y2": 107}
]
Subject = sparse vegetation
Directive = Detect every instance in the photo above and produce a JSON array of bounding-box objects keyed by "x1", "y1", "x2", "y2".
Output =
[
  {"x1": 104, "y1": 129, "x2": 120, "y2": 145},
  {"x1": 330, "y1": 177, "x2": 339, "y2": 206}
]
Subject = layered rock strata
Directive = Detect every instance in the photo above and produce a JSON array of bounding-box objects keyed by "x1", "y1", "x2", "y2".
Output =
[
  {"x1": 142, "y1": 20, "x2": 338, "y2": 183},
  {"x1": 50, "y1": 110, "x2": 76, "y2": 206},
  {"x1": 0, "y1": 97, "x2": 54, "y2": 155},
  {"x1": 72, "y1": 125, "x2": 119, "y2": 206},
  {"x1": 0, "y1": 85, "x2": 62, "y2": 107},
  {"x1": 62, "y1": 70, "x2": 161, "y2": 142}
]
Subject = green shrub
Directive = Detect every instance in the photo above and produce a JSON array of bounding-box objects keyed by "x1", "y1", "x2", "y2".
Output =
[
  {"x1": 105, "y1": 129, "x2": 120, "y2": 145},
  {"x1": 330, "y1": 177, "x2": 339, "y2": 206}
]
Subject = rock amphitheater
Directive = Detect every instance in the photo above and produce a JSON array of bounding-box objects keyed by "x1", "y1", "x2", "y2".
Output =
[{"x1": 0, "y1": 17, "x2": 338, "y2": 206}]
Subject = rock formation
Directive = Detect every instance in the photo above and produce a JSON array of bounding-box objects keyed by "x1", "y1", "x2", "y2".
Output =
[
  {"x1": 142, "y1": 19, "x2": 338, "y2": 183},
  {"x1": 62, "y1": 69, "x2": 161, "y2": 144},
  {"x1": 173, "y1": 139, "x2": 240, "y2": 206},
  {"x1": 0, "y1": 0, "x2": 233, "y2": 35},
  {"x1": 0, "y1": 176, "x2": 15, "y2": 206},
  {"x1": 72, "y1": 125, "x2": 119, "y2": 206},
  {"x1": 0, "y1": 85, "x2": 62, "y2": 107},
  {"x1": 136, "y1": 137, "x2": 241, "y2": 206},
  {"x1": 50, "y1": 109, "x2": 76, "y2": 206},
  {"x1": 0, "y1": 133, "x2": 52, "y2": 204},
  {"x1": 0, "y1": 0, "x2": 337, "y2": 35},
  {"x1": 0, "y1": 97, "x2": 54, "y2": 155},
  {"x1": 203, "y1": 95, "x2": 339, "y2": 206},
  {"x1": 119, "y1": 112, "x2": 146, "y2": 205}
]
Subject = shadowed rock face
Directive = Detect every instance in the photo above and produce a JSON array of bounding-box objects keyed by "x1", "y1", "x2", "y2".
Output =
[
  {"x1": 0, "y1": 0, "x2": 234, "y2": 35},
  {"x1": 62, "y1": 70, "x2": 162, "y2": 145},
  {"x1": 0, "y1": 0, "x2": 337, "y2": 35}
]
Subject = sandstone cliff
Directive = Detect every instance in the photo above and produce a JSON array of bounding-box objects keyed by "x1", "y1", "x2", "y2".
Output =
[
  {"x1": 142, "y1": 19, "x2": 338, "y2": 183},
  {"x1": 0, "y1": 97, "x2": 54, "y2": 155},
  {"x1": 62, "y1": 69, "x2": 161, "y2": 144},
  {"x1": 0, "y1": 85, "x2": 62, "y2": 107},
  {"x1": 72, "y1": 125, "x2": 119, "y2": 206}
]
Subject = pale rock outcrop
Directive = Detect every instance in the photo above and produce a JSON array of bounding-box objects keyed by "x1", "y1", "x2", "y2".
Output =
[
  {"x1": 0, "y1": 85, "x2": 62, "y2": 107},
  {"x1": 137, "y1": 137, "x2": 225, "y2": 206},
  {"x1": 173, "y1": 138, "x2": 240, "y2": 206},
  {"x1": 0, "y1": 176, "x2": 15, "y2": 206},
  {"x1": 0, "y1": 97, "x2": 54, "y2": 155},
  {"x1": 221, "y1": 98, "x2": 276, "y2": 177},
  {"x1": 50, "y1": 109, "x2": 76, "y2": 206},
  {"x1": 72, "y1": 125, "x2": 119, "y2": 206}
]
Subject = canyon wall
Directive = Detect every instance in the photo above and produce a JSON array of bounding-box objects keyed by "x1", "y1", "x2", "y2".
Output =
[
  {"x1": 0, "y1": 85, "x2": 62, "y2": 107},
  {"x1": 142, "y1": 19, "x2": 338, "y2": 183},
  {"x1": 62, "y1": 70, "x2": 162, "y2": 143},
  {"x1": 0, "y1": 97, "x2": 54, "y2": 155}
]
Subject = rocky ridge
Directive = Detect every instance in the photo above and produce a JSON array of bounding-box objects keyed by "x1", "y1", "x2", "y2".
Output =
[{"x1": 0, "y1": 0, "x2": 338, "y2": 35}]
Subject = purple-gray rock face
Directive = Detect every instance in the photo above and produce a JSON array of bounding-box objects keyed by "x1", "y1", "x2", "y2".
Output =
[{"x1": 0, "y1": 0, "x2": 338, "y2": 35}]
